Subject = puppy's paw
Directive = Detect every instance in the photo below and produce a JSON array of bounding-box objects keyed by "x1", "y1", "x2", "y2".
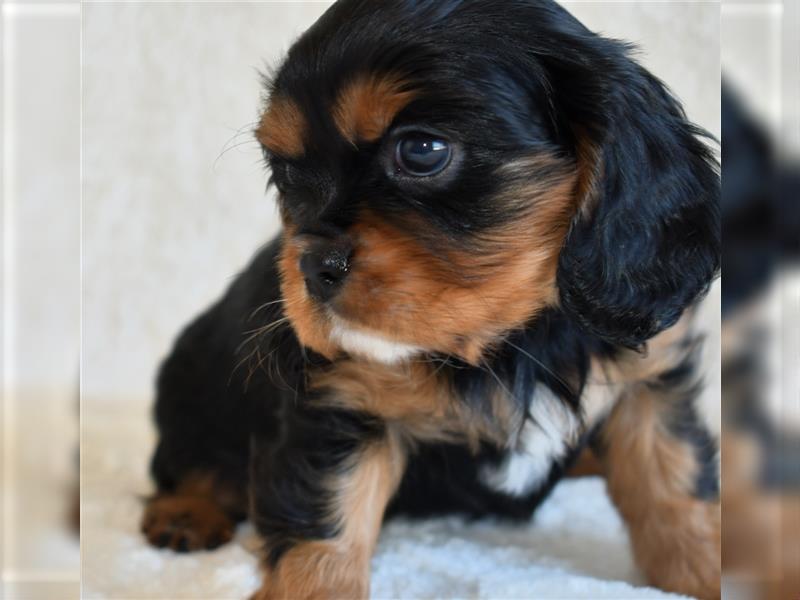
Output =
[{"x1": 141, "y1": 495, "x2": 234, "y2": 552}]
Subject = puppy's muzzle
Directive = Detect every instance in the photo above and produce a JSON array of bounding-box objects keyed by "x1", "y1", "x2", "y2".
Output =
[{"x1": 299, "y1": 235, "x2": 353, "y2": 302}]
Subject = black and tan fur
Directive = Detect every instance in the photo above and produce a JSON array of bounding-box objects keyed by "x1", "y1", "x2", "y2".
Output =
[{"x1": 141, "y1": 1, "x2": 721, "y2": 598}]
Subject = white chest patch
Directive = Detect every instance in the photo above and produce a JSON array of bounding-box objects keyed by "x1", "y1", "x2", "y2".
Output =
[
  {"x1": 329, "y1": 315, "x2": 422, "y2": 364},
  {"x1": 480, "y1": 387, "x2": 581, "y2": 497}
]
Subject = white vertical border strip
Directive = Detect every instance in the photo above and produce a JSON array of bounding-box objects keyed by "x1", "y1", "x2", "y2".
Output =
[
  {"x1": 1, "y1": 0, "x2": 16, "y2": 588},
  {"x1": 79, "y1": 0, "x2": 84, "y2": 595},
  {"x1": 1, "y1": 3, "x2": 82, "y2": 593},
  {"x1": 0, "y1": 0, "x2": 5, "y2": 585}
]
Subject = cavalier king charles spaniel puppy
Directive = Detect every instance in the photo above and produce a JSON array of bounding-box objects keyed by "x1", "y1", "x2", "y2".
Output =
[{"x1": 141, "y1": 1, "x2": 721, "y2": 598}]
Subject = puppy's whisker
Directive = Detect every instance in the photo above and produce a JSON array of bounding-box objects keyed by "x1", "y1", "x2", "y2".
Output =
[
  {"x1": 229, "y1": 344, "x2": 259, "y2": 386},
  {"x1": 479, "y1": 359, "x2": 516, "y2": 406},
  {"x1": 231, "y1": 319, "x2": 293, "y2": 387},
  {"x1": 233, "y1": 317, "x2": 292, "y2": 362},
  {"x1": 247, "y1": 298, "x2": 287, "y2": 321},
  {"x1": 213, "y1": 139, "x2": 261, "y2": 171},
  {"x1": 425, "y1": 355, "x2": 455, "y2": 380},
  {"x1": 245, "y1": 345, "x2": 274, "y2": 390},
  {"x1": 220, "y1": 120, "x2": 261, "y2": 149},
  {"x1": 213, "y1": 121, "x2": 263, "y2": 171},
  {"x1": 241, "y1": 316, "x2": 291, "y2": 338}
]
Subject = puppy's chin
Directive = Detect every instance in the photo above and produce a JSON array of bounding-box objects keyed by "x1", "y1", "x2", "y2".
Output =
[{"x1": 328, "y1": 314, "x2": 423, "y2": 364}]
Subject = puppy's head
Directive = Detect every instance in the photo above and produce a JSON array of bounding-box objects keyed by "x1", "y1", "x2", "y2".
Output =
[{"x1": 256, "y1": 0, "x2": 719, "y2": 364}]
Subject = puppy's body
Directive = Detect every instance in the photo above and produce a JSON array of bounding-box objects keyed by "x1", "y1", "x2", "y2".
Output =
[
  {"x1": 151, "y1": 238, "x2": 598, "y2": 525},
  {"x1": 143, "y1": 1, "x2": 721, "y2": 598}
]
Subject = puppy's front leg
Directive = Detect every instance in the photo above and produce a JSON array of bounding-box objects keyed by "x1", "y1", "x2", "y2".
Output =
[
  {"x1": 249, "y1": 408, "x2": 405, "y2": 600},
  {"x1": 598, "y1": 378, "x2": 720, "y2": 600}
]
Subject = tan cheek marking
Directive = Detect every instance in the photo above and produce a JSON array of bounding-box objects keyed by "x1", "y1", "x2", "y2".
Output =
[
  {"x1": 332, "y1": 163, "x2": 578, "y2": 363},
  {"x1": 278, "y1": 154, "x2": 579, "y2": 365},
  {"x1": 256, "y1": 97, "x2": 307, "y2": 159},
  {"x1": 253, "y1": 436, "x2": 406, "y2": 600},
  {"x1": 333, "y1": 75, "x2": 416, "y2": 144}
]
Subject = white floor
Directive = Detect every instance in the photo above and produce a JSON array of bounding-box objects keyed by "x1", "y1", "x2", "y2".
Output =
[{"x1": 82, "y1": 406, "x2": 690, "y2": 600}]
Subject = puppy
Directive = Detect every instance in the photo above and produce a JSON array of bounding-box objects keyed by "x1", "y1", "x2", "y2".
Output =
[{"x1": 141, "y1": 1, "x2": 721, "y2": 598}]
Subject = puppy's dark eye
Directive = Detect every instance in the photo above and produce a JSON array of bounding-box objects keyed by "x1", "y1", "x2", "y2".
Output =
[{"x1": 395, "y1": 136, "x2": 452, "y2": 176}]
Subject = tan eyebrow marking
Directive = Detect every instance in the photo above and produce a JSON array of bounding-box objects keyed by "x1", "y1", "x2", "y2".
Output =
[
  {"x1": 333, "y1": 75, "x2": 416, "y2": 144},
  {"x1": 256, "y1": 96, "x2": 307, "y2": 159}
]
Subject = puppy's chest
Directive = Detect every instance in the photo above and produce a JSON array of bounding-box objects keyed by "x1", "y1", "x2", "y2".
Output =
[
  {"x1": 309, "y1": 358, "x2": 515, "y2": 446},
  {"x1": 309, "y1": 357, "x2": 621, "y2": 455},
  {"x1": 479, "y1": 376, "x2": 624, "y2": 496}
]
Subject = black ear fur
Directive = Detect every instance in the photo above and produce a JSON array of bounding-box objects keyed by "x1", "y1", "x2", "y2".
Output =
[{"x1": 553, "y1": 42, "x2": 720, "y2": 348}]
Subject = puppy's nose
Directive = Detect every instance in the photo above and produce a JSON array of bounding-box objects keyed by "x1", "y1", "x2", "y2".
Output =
[{"x1": 299, "y1": 238, "x2": 353, "y2": 302}]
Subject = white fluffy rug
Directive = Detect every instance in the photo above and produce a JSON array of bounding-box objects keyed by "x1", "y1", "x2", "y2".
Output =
[{"x1": 82, "y1": 406, "x2": 690, "y2": 600}]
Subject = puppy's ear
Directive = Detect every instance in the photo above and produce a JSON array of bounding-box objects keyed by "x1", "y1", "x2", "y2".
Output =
[{"x1": 554, "y1": 51, "x2": 720, "y2": 348}]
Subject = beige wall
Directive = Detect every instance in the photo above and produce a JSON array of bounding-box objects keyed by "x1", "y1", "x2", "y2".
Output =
[{"x1": 82, "y1": 1, "x2": 721, "y2": 408}]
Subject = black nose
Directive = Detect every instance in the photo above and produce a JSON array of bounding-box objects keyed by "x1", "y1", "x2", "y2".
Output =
[{"x1": 299, "y1": 238, "x2": 353, "y2": 302}]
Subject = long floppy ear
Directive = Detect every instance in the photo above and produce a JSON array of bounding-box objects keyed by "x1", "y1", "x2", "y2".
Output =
[{"x1": 553, "y1": 45, "x2": 720, "y2": 348}]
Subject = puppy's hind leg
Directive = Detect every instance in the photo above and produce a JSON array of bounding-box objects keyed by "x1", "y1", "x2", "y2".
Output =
[
  {"x1": 141, "y1": 463, "x2": 247, "y2": 553},
  {"x1": 142, "y1": 388, "x2": 251, "y2": 554},
  {"x1": 142, "y1": 301, "x2": 256, "y2": 553},
  {"x1": 143, "y1": 368, "x2": 252, "y2": 554}
]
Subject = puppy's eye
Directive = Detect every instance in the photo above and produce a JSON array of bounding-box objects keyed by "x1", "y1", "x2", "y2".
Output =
[{"x1": 395, "y1": 136, "x2": 452, "y2": 176}]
